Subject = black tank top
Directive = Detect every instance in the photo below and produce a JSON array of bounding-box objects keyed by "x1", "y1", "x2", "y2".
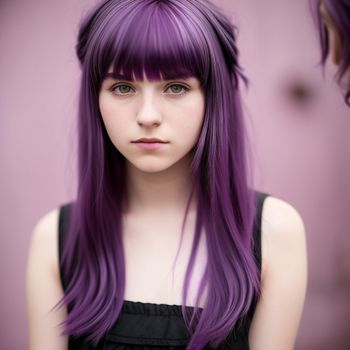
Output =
[{"x1": 58, "y1": 191, "x2": 269, "y2": 349}]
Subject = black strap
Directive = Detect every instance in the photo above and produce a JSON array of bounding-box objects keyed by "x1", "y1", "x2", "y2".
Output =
[
  {"x1": 253, "y1": 191, "x2": 270, "y2": 273},
  {"x1": 58, "y1": 202, "x2": 72, "y2": 292}
]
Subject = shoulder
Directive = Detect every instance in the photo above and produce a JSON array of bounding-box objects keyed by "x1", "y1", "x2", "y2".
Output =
[
  {"x1": 31, "y1": 208, "x2": 59, "y2": 250},
  {"x1": 260, "y1": 195, "x2": 306, "y2": 278},
  {"x1": 249, "y1": 195, "x2": 307, "y2": 349},
  {"x1": 261, "y1": 195, "x2": 304, "y2": 231},
  {"x1": 28, "y1": 208, "x2": 60, "y2": 277},
  {"x1": 26, "y1": 207, "x2": 68, "y2": 349}
]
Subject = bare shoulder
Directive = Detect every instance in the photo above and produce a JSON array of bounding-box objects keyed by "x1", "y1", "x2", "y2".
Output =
[
  {"x1": 33, "y1": 207, "x2": 59, "y2": 235},
  {"x1": 26, "y1": 207, "x2": 67, "y2": 350},
  {"x1": 249, "y1": 195, "x2": 307, "y2": 350},
  {"x1": 262, "y1": 196, "x2": 305, "y2": 235},
  {"x1": 261, "y1": 196, "x2": 306, "y2": 272},
  {"x1": 29, "y1": 208, "x2": 60, "y2": 275}
]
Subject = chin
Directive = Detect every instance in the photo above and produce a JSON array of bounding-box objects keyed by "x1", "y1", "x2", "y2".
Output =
[{"x1": 127, "y1": 159, "x2": 177, "y2": 174}]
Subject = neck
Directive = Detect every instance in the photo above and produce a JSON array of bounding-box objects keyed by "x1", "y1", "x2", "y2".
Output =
[{"x1": 125, "y1": 156, "x2": 196, "y2": 217}]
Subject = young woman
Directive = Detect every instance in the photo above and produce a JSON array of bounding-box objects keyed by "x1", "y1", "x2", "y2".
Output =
[
  {"x1": 26, "y1": 0, "x2": 307, "y2": 349},
  {"x1": 312, "y1": 0, "x2": 350, "y2": 105}
]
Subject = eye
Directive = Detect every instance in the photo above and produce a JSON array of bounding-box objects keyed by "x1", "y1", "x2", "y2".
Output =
[
  {"x1": 111, "y1": 84, "x2": 134, "y2": 95},
  {"x1": 165, "y1": 84, "x2": 189, "y2": 95}
]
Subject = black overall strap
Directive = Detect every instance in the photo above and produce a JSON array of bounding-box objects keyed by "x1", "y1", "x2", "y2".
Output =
[{"x1": 253, "y1": 191, "x2": 270, "y2": 272}]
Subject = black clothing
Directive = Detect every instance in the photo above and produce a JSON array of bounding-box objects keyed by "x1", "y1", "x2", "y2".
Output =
[{"x1": 58, "y1": 191, "x2": 269, "y2": 349}]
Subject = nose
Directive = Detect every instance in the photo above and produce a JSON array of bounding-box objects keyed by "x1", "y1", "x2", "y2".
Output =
[{"x1": 136, "y1": 90, "x2": 162, "y2": 127}]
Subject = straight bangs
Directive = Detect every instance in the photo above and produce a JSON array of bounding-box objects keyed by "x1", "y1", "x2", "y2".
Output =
[{"x1": 89, "y1": 1, "x2": 211, "y2": 87}]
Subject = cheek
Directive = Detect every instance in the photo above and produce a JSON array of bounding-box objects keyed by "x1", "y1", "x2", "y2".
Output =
[
  {"x1": 99, "y1": 98, "x2": 129, "y2": 142},
  {"x1": 175, "y1": 95, "x2": 205, "y2": 143},
  {"x1": 188, "y1": 94, "x2": 205, "y2": 131},
  {"x1": 188, "y1": 110, "x2": 204, "y2": 140}
]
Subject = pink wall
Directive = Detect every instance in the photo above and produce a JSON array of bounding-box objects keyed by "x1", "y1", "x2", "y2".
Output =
[
  {"x1": 0, "y1": 1, "x2": 93, "y2": 348},
  {"x1": 218, "y1": 1, "x2": 350, "y2": 348},
  {"x1": 1, "y1": 0, "x2": 349, "y2": 349}
]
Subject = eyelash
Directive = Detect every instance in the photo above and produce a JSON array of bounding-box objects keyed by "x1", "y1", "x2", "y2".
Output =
[{"x1": 110, "y1": 83, "x2": 189, "y2": 96}]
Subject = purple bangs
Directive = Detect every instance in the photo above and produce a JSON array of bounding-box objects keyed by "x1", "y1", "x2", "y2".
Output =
[
  {"x1": 85, "y1": 0, "x2": 209, "y2": 84},
  {"x1": 78, "y1": 0, "x2": 244, "y2": 88}
]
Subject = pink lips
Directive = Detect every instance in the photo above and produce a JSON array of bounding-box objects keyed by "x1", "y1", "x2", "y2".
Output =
[{"x1": 132, "y1": 138, "x2": 168, "y2": 150}]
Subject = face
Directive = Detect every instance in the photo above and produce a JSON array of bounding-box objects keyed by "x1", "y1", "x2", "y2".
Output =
[
  {"x1": 98, "y1": 69, "x2": 205, "y2": 173},
  {"x1": 319, "y1": 1, "x2": 342, "y2": 65}
]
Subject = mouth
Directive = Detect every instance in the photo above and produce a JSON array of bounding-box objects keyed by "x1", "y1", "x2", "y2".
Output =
[
  {"x1": 132, "y1": 138, "x2": 168, "y2": 144},
  {"x1": 131, "y1": 139, "x2": 168, "y2": 150}
]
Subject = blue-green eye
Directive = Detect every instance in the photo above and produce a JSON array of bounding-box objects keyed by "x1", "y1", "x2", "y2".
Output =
[
  {"x1": 166, "y1": 84, "x2": 189, "y2": 95},
  {"x1": 112, "y1": 84, "x2": 133, "y2": 95}
]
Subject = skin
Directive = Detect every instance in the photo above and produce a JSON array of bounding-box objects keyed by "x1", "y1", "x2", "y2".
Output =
[{"x1": 26, "y1": 72, "x2": 307, "y2": 350}]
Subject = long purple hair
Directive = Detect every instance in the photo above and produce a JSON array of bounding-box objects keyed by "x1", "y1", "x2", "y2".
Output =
[
  {"x1": 54, "y1": 0, "x2": 259, "y2": 348},
  {"x1": 311, "y1": 0, "x2": 350, "y2": 105}
]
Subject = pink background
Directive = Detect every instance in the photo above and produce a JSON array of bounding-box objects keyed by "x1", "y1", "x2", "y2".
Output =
[{"x1": 1, "y1": 0, "x2": 349, "y2": 349}]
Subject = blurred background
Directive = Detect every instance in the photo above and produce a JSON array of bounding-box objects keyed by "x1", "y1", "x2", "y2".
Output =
[{"x1": 1, "y1": 0, "x2": 349, "y2": 349}]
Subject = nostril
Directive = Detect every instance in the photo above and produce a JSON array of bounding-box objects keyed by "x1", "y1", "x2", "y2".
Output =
[{"x1": 137, "y1": 120, "x2": 161, "y2": 127}]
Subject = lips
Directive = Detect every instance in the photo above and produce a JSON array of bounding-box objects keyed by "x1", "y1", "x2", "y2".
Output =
[
  {"x1": 132, "y1": 138, "x2": 168, "y2": 143},
  {"x1": 133, "y1": 139, "x2": 168, "y2": 150}
]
